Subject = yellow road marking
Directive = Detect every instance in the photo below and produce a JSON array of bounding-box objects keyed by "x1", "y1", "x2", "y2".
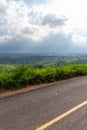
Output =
[{"x1": 36, "y1": 101, "x2": 87, "y2": 130}]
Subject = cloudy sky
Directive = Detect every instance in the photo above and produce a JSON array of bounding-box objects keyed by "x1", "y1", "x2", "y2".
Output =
[{"x1": 0, "y1": 0, "x2": 87, "y2": 54}]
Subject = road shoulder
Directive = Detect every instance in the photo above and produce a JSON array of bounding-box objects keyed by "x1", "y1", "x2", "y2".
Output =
[{"x1": 0, "y1": 76, "x2": 85, "y2": 99}]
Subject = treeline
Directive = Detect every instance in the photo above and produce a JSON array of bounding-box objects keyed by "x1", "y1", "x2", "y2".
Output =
[{"x1": 0, "y1": 54, "x2": 87, "y2": 65}]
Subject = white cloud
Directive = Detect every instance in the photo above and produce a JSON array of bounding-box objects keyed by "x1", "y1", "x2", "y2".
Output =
[
  {"x1": 0, "y1": 0, "x2": 68, "y2": 44},
  {"x1": 0, "y1": 0, "x2": 87, "y2": 53},
  {"x1": 0, "y1": 0, "x2": 8, "y2": 14}
]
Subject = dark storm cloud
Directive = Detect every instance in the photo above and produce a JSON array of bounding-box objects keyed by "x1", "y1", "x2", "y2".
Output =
[
  {"x1": 21, "y1": 27, "x2": 34, "y2": 34},
  {"x1": 0, "y1": 37, "x2": 38, "y2": 53},
  {"x1": 37, "y1": 33, "x2": 72, "y2": 53},
  {"x1": 0, "y1": 33, "x2": 73, "y2": 53},
  {"x1": 42, "y1": 14, "x2": 67, "y2": 27},
  {"x1": 0, "y1": 32, "x2": 86, "y2": 54}
]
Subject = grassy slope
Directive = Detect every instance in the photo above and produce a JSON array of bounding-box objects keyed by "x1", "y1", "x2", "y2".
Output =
[{"x1": 0, "y1": 64, "x2": 87, "y2": 90}]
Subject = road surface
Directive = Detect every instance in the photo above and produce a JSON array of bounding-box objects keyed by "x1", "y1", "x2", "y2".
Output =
[{"x1": 0, "y1": 76, "x2": 87, "y2": 130}]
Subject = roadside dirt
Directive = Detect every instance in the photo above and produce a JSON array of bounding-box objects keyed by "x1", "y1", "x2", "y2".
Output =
[
  {"x1": 0, "y1": 82, "x2": 59, "y2": 99},
  {"x1": 0, "y1": 76, "x2": 82, "y2": 99}
]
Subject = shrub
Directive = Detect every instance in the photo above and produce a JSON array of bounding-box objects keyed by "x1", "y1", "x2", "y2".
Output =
[{"x1": 0, "y1": 63, "x2": 87, "y2": 90}]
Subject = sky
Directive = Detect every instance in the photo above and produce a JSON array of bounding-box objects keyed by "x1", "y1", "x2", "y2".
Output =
[{"x1": 0, "y1": 0, "x2": 87, "y2": 54}]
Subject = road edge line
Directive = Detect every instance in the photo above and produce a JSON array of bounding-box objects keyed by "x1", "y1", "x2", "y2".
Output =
[{"x1": 36, "y1": 101, "x2": 87, "y2": 130}]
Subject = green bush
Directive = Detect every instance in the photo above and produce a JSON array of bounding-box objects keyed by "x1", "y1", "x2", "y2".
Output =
[{"x1": 0, "y1": 64, "x2": 87, "y2": 90}]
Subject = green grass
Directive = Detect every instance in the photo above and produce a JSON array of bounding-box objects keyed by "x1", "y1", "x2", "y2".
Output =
[
  {"x1": 0, "y1": 64, "x2": 15, "y2": 72},
  {"x1": 0, "y1": 64, "x2": 87, "y2": 90}
]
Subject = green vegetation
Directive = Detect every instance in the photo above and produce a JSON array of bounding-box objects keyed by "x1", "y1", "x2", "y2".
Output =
[
  {"x1": 0, "y1": 64, "x2": 87, "y2": 90},
  {"x1": 1, "y1": 54, "x2": 87, "y2": 66},
  {"x1": 0, "y1": 64, "x2": 15, "y2": 72}
]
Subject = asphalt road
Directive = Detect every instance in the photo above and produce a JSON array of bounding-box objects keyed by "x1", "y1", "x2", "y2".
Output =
[{"x1": 0, "y1": 76, "x2": 87, "y2": 130}]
